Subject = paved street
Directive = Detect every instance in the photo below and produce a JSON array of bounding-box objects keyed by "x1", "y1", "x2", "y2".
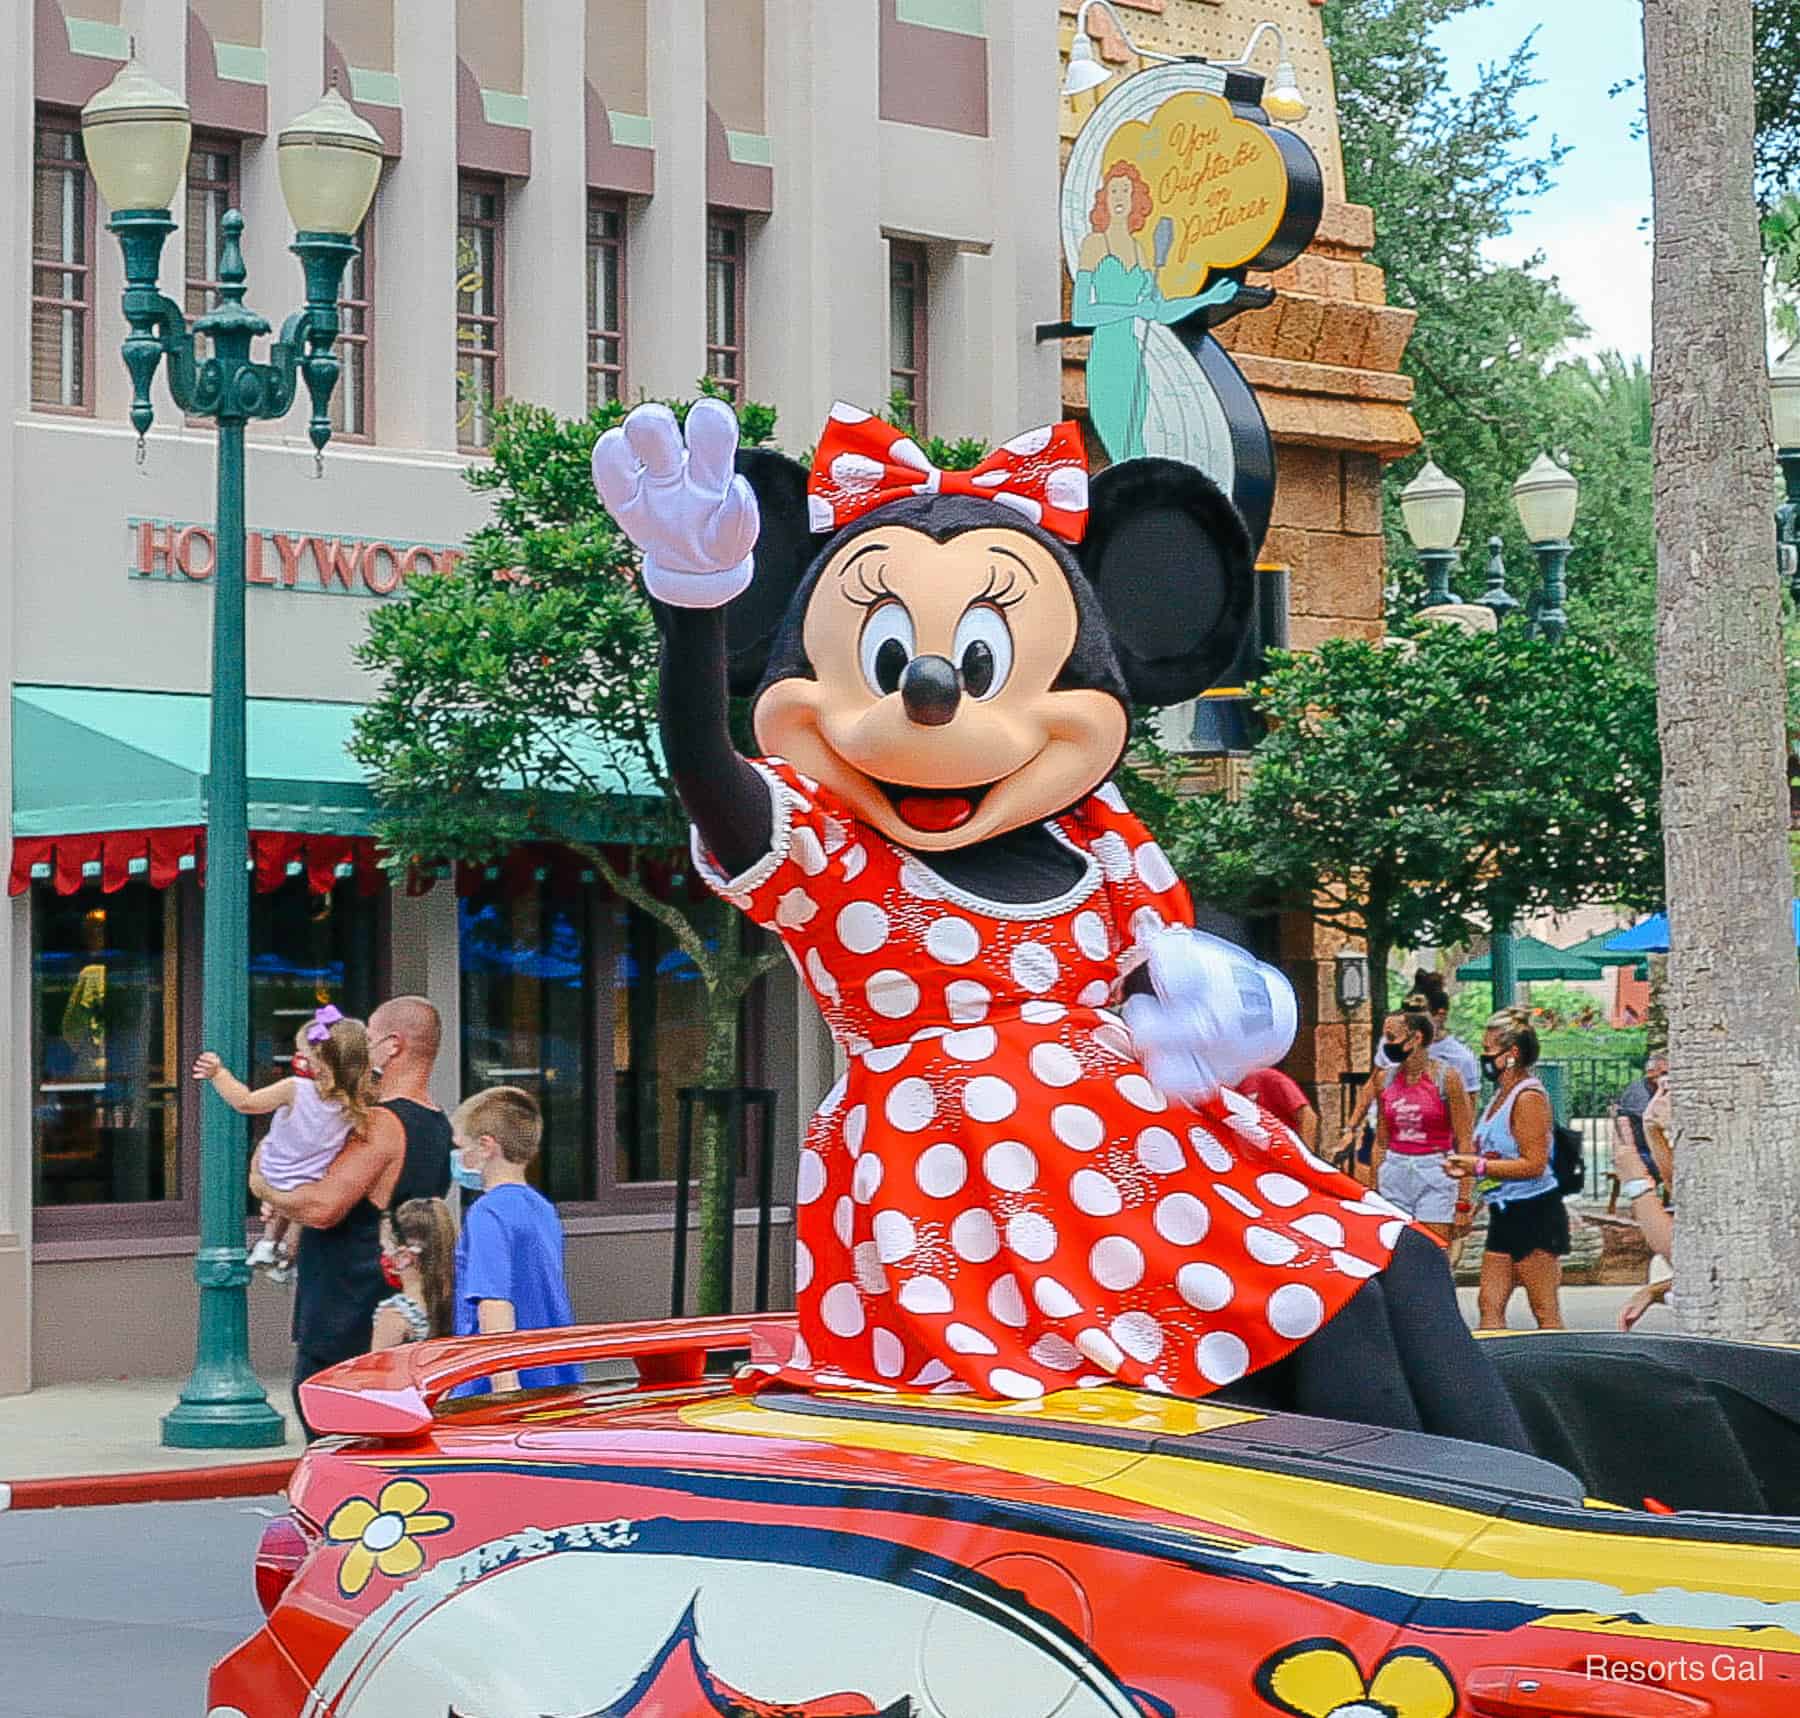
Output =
[{"x1": 0, "y1": 1496, "x2": 274, "y2": 1718}]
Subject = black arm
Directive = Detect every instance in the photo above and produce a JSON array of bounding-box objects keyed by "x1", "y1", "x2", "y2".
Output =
[{"x1": 657, "y1": 605, "x2": 773, "y2": 879}]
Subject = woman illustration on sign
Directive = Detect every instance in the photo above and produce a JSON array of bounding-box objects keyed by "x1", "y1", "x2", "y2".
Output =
[{"x1": 1073, "y1": 160, "x2": 1240, "y2": 461}]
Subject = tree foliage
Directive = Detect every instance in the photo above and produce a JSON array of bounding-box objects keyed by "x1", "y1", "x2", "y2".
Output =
[
  {"x1": 1327, "y1": 0, "x2": 1799, "y2": 647},
  {"x1": 1756, "y1": 0, "x2": 1800, "y2": 206},
  {"x1": 1147, "y1": 626, "x2": 1663, "y2": 1034},
  {"x1": 1322, "y1": 0, "x2": 1588, "y2": 609},
  {"x1": 351, "y1": 389, "x2": 782, "y2": 1314}
]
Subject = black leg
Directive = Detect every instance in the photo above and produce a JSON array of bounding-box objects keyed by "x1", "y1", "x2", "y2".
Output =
[
  {"x1": 1285, "y1": 1275, "x2": 1425, "y2": 1433},
  {"x1": 1379, "y1": 1228, "x2": 1534, "y2": 1452}
]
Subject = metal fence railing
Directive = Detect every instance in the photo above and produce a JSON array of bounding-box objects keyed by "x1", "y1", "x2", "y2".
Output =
[{"x1": 1537, "y1": 1055, "x2": 1647, "y2": 1198}]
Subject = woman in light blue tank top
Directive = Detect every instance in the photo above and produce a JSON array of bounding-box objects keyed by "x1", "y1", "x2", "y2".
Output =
[{"x1": 1447, "y1": 1010, "x2": 1569, "y2": 1332}]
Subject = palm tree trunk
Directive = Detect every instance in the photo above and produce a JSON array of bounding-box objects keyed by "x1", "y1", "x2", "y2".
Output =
[{"x1": 1645, "y1": 0, "x2": 1800, "y2": 1339}]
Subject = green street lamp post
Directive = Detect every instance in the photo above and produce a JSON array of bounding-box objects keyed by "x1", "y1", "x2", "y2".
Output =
[
  {"x1": 1400, "y1": 459, "x2": 1467, "y2": 610},
  {"x1": 1514, "y1": 452, "x2": 1579, "y2": 647},
  {"x1": 81, "y1": 62, "x2": 381, "y2": 1449},
  {"x1": 1475, "y1": 454, "x2": 1582, "y2": 1015},
  {"x1": 1471, "y1": 536, "x2": 1523, "y2": 1012}
]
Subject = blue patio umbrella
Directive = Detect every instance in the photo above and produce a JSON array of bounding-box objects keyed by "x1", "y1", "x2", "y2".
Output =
[{"x1": 1604, "y1": 902, "x2": 1800, "y2": 956}]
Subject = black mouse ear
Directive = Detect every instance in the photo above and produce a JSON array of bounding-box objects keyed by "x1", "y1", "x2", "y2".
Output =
[
  {"x1": 722, "y1": 447, "x2": 815, "y2": 696},
  {"x1": 1076, "y1": 458, "x2": 1256, "y2": 706}
]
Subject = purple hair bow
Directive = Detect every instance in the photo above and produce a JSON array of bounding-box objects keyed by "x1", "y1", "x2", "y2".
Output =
[{"x1": 306, "y1": 1004, "x2": 344, "y2": 1044}]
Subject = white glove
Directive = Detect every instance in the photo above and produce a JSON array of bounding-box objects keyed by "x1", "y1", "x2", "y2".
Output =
[
  {"x1": 1120, "y1": 927, "x2": 1298, "y2": 1107},
  {"x1": 591, "y1": 398, "x2": 761, "y2": 608}
]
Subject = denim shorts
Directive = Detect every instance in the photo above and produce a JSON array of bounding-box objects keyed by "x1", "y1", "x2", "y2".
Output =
[{"x1": 1377, "y1": 1151, "x2": 1459, "y2": 1224}]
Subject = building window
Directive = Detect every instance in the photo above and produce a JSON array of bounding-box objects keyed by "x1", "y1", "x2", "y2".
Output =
[
  {"x1": 185, "y1": 137, "x2": 241, "y2": 365},
  {"x1": 32, "y1": 885, "x2": 182, "y2": 1212},
  {"x1": 330, "y1": 206, "x2": 375, "y2": 440},
  {"x1": 587, "y1": 195, "x2": 627, "y2": 409},
  {"x1": 459, "y1": 880, "x2": 596, "y2": 1204},
  {"x1": 457, "y1": 876, "x2": 768, "y2": 1211},
  {"x1": 31, "y1": 112, "x2": 95, "y2": 412},
  {"x1": 705, "y1": 211, "x2": 746, "y2": 403},
  {"x1": 611, "y1": 898, "x2": 765, "y2": 1194},
  {"x1": 31, "y1": 870, "x2": 395, "y2": 1237},
  {"x1": 249, "y1": 880, "x2": 385, "y2": 1082},
  {"x1": 889, "y1": 241, "x2": 929, "y2": 434},
  {"x1": 456, "y1": 176, "x2": 504, "y2": 450}
]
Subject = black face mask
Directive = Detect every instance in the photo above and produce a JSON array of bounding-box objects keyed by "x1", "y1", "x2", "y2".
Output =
[
  {"x1": 1381, "y1": 1038, "x2": 1411, "y2": 1065},
  {"x1": 1481, "y1": 1053, "x2": 1505, "y2": 1082}
]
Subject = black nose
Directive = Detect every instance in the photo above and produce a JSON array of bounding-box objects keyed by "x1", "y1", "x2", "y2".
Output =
[{"x1": 899, "y1": 654, "x2": 961, "y2": 726}]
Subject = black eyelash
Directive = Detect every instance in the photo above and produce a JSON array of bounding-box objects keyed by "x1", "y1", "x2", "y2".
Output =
[
  {"x1": 978, "y1": 565, "x2": 1027, "y2": 609},
  {"x1": 845, "y1": 562, "x2": 898, "y2": 609}
]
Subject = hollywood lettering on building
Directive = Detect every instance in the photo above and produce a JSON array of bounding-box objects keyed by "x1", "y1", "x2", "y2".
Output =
[{"x1": 127, "y1": 517, "x2": 463, "y2": 598}]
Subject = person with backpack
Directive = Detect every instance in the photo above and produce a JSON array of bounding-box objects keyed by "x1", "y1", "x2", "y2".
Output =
[
  {"x1": 1370, "y1": 1009, "x2": 1475, "y2": 1244},
  {"x1": 1446, "y1": 1008, "x2": 1569, "y2": 1330}
]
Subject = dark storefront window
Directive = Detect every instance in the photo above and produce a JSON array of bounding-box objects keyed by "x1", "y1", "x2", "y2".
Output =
[
  {"x1": 32, "y1": 884, "x2": 181, "y2": 1211},
  {"x1": 32, "y1": 873, "x2": 388, "y2": 1239},
  {"x1": 459, "y1": 881, "x2": 597, "y2": 1203},
  {"x1": 459, "y1": 880, "x2": 766, "y2": 1209},
  {"x1": 613, "y1": 896, "x2": 758, "y2": 1187},
  {"x1": 249, "y1": 879, "x2": 384, "y2": 1083}
]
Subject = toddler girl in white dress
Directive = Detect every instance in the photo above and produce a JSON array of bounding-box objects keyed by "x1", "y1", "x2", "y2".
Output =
[{"x1": 193, "y1": 1005, "x2": 372, "y2": 1279}]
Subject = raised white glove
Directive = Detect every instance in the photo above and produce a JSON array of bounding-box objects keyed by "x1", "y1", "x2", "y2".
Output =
[
  {"x1": 591, "y1": 397, "x2": 761, "y2": 608},
  {"x1": 1119, "y1": 927, "x2": 1298, "y2": 1107}
]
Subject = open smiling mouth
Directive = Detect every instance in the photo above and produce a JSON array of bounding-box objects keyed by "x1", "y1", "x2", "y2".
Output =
[{"x1": 874, "y1": 778, "x2": 996, "y2": 833}]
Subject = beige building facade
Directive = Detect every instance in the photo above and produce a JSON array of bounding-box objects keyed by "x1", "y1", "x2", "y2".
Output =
[{"x1": 3, "y1": 0, "x2": 1062, "y2": 1394}]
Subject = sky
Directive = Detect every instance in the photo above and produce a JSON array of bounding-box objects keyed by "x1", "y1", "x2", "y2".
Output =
[{"x1": 1430, "y1": 0, "x2": 1653, "y2": 361}]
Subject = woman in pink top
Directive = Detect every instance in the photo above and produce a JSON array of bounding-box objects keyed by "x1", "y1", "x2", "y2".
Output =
[{"x1": 1372, "y1": 1009, "x2": 1474, "y2": 1242}]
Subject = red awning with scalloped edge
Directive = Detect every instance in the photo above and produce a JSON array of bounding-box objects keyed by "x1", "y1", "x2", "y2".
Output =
[{"x1": 8, "y1": 828, "x2": 388, "y2": 897}]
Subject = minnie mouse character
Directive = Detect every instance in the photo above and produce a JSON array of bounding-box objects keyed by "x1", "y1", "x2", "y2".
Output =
[{"x1": 594, "y1": 397, "x2": 1530, "y2": 1444}]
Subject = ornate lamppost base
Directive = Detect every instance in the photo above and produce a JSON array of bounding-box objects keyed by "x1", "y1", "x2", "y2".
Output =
[{"x1": 162, "y1": 1395, "x2": 288, "y2": 1449}]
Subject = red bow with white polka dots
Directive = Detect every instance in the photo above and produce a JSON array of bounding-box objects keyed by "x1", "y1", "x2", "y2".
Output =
[{"x1": 806, "y1": 403, "x2": 1091, "y2": 543}]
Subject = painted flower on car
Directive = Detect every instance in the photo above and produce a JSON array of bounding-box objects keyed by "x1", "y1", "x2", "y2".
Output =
[
  {"x1": 324, "y1": 1477, "x2": 453, "y2": 1597},
  {"x1": 1254, "y1": 1639, "x2": 1458, "y2": 1718}
]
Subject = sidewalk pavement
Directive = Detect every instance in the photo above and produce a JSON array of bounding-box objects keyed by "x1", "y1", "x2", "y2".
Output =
[
  {"x1": 0, "y1": 1375, "x2": 303, "y2": 1508},
  {"x1": 1, "y1": 1288, "x2": 1671, "y2": 1504},
  {"x1": 1457, "y1": 1281, "x2": 1674, "y2": 1334}
]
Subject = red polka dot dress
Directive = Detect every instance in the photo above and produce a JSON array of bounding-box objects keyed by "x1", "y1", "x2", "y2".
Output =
[{"x1": 695, "y1": 759, "x2": 1411, "y2": 1402}]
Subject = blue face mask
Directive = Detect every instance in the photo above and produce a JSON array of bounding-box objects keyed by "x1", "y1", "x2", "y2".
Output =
[{"x1": 450, "y1": 1152, "x2": 483, "y2": 1192}]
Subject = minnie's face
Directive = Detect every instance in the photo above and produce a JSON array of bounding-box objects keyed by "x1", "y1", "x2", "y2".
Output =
[{"x1": 753, "y1": 526, "x2": 1128, "y2": 850}]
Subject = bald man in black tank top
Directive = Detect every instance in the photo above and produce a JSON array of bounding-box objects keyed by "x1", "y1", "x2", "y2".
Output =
[{"x1": 252, "y1": 995, "x2": 452, "y2": 1437}]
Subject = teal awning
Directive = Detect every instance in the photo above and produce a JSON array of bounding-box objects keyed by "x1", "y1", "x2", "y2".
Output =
[
  {"x1": 13, "y1": 685, "x2": 377, "y2": 837},
  {"x1": 12, "y1": 684, "x2": 668, "y2": 843}
]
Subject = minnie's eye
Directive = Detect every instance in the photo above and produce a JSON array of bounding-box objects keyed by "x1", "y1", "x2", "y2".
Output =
[
  {"x1": 858, "y1": 601, "x2": 916, "y2": 697},
  {"x1": 953, "y1": 604, "x2": 1014, "y2": 700}
]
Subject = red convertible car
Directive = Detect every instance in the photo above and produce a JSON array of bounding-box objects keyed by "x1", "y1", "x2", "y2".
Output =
[{"x1": 207, "y1": 1317, "x2": 1800, "y2": 1717}]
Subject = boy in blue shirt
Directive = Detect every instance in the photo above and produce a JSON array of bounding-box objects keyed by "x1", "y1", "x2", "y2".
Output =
[{"x1": 450, "y1": 1085, "x2": 580, "y2": 1394}]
